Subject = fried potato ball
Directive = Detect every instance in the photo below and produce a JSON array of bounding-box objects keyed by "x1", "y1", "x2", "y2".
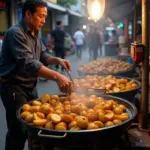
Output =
[
  {"x1": 55, "y1": 122, "x2": 67, "y2": 130},
  {"x1": 76, "y1": 116, "x2": 89, "y2": 129},
  {"x1": 32, "y1": 100, "x2": 42, "y2": 106},
  {"x1": 33, "y1": 119, "x2": 47, "y2": 126},
  {"x1": 113, "y1": 119, "x2": 122, "y2": 125},
  {"x1": 61, "y1": 114, "x2": 73, "y2": 124},
  {"x1": 45, "y1": 121, "x2": 54, "y2": 129},
  {"x1": 87, "y1": 122, "x2": 99, "y2": 129},
  {"x1": 50, "y1": 114, "x2": 62, "y2": 124},
  {"x1": 105, "y1": 121, "x2": 114, "y2": 127},
  {"x1": 40, "y1": 94, "x2": 51, "y2": 103},
  {"x1": 21, "y1": 94, "x2": 130, "y2": 131},
  {"x1": 114, "y1": 107, "x2": 123, "y2": 115},
  {"x1": 22, "y1": 104, "x2": 31, "y2": 112},
  {"x1": 68, "y1": 121, "x2": 77, "y2": 129}
]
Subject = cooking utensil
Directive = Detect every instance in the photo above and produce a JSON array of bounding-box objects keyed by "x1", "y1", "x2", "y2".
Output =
[
  {"x1": 78, "y1": 65, "x2": 134, "y2": 78},
  {"x1": 65, "y1": 71, "x2": 75, "y2": 85},
  {"x1": 67, "y1": 71, "x2": 73, "y2": 81},
  {"x1": 17, "y1": 94, "x2": 137, "y2": 146},
  {"x1": 66, "y1": 71, "x2": 106, "y2": 95},
  {"x1": 73, "y1": 75, "x2": 141, "y2": 101},
  {"x1": 65, "y1": 71, "x2": 76, "y2": 94}
]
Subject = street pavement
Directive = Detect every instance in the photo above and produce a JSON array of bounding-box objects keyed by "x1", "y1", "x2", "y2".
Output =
[{"x1": 0, "y1": 49, "x2": 92, "y2": 150}]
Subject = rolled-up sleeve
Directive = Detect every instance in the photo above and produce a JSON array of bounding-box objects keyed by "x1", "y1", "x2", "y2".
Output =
[
  {"x1": 40, "y1": 43, "x2": 50, "y2": 66},
  {"x1": 10, "y1": 30, "x2": 43, "y2": 76}
]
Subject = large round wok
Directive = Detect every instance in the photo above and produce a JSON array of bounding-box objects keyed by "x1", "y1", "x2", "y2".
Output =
[
  {"x1": 78, "y1": 65, "x2": 134, "y2": 78},
  {"x1": 17, "y1": 94, "x2": 137, "y2": 147},
  {"x1": 73, "y1": 76, "x2": 141, "y2": 101}
]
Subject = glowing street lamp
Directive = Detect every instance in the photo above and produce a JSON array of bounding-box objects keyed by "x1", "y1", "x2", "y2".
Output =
[
  {"x1": 83, "y1": 25, "x2": 87, "y2": 30},
  {"x1": 87, "y1": 0, "x2": 105, "y2": 22}
]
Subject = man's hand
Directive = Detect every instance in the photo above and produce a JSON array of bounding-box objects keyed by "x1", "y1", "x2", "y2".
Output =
[
  {"x1": 56, "y1": 73, "x2": 72, "y2": 94},
  {"x1": 46, "y1": 57, "x2": 72, "y2": 72},
  {"x1": 37, "y1": 66, "x2": 72, "y2": 93},
  {"x1": 57, "y1": 58, "x2": 72, "y2": 72}
]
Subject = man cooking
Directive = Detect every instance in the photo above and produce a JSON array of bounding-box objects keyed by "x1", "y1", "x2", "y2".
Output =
[{"x1": 0, "y1": 0, "x2": 72, "y2": 150}]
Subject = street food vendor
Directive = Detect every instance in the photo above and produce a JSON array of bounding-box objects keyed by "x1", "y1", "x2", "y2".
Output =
[{"x1": 0, "y1": 0, "x2": 72, "y2": 150}]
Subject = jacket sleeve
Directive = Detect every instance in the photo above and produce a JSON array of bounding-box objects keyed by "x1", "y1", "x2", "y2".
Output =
[{"x1": 9, "y1": 30, "x2": 43, "y2": 76}]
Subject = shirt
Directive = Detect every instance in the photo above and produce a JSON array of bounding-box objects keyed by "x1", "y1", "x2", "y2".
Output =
[
  {"x1": 0, "y1": 20, "x2": 49, "y2": 88},
  {"x1": 109, "y1": 35, "x2": 118, "y2": 44},
  {"x1": 90, "y1": 32, "x2": 100, "y2": 48},
  {"x1": 64, "y1": 37, "x2": 71, "y2": 49},
  {"x1": 51, "y1": 28, "x2": 65, "y2": 48},
  {"x1": 74, "y1": 31, "x2": 85, "y2": 45}
]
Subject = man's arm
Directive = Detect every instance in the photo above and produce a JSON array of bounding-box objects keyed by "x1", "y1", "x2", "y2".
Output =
[
  {"x1": 40, "y1": 43, "x2": 71, "y2": 71},
  {"x1": 37, "y1": 65, "x2": 72, "y2": 93},
  {"x1": 73, "y1": 32, "x2": 76, "y2": 41},
  {"x1": 9, "y1": 30, "x2": 72, "y2": 93},
  {"x1": 9, "y1": 30, "x2": 60, "y2": 80}
]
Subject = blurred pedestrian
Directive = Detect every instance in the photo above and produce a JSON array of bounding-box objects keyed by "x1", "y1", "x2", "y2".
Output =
[
  {"x1": 87, "y1": 26, "x2": 93, "y2": 59},
  {"x1": 99, "y1": 30, "x2": 103, "y2": 56},
  {"x1": 108, "y1": 30, "x2": 118, "y2": 44},
  {"x1": 64, "y1": 33, "x2": 71, "y2": 56},
  {"x1": 51, "y1": 21, "x2": 66, "y2": 72},
  {"x1": 90, "y1": 27, "x2": 100, "y2": 60},
  {"x1": 74, "y1": 28, "x2": 85, "y2": 58},
  {"x1": 104, "y1": 30, "x2": 109, "y2": 43}
]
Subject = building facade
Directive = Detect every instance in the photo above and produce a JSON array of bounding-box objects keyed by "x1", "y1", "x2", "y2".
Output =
[
  {"x1": 3, "y1": 0, "x2": 83, "y2": 39},
  {"x1": 0, "y1": 0, "x2": 8, "y2": 33}
]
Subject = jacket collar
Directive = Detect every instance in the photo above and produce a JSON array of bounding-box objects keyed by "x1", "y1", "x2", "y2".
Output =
[{"x1": 19, "y1": 19, "x2": 39, "y2": 37}]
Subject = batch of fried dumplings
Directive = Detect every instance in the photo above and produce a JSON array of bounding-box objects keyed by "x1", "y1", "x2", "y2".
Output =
[{"x1": 21, "y1": 92, "x2": 130, "y2": 131}]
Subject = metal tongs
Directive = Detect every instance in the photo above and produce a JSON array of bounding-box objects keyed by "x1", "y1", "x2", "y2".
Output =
[
  {"x1": 66, "y1": 71, "x2": 106, "y2": 95},
  {"x1": 66, "y1": 71, "x2": 74, "y2": 82},
  {"x1": 66, "y1": 71, "x2": 76, "y2": 93}
]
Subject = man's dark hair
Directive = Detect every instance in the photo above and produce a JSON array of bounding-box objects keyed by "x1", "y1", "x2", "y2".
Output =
[
  {"x1": 22, "y1": 0, "x2": 47, "y2": 18},
  {"x1": 56, "y1": 21, "x2": 62, "y2": 26}
]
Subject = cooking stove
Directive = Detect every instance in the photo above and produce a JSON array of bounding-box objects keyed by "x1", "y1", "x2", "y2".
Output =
[{"x1": 29, "y1": 127, "x2": 150, "y2": 150}]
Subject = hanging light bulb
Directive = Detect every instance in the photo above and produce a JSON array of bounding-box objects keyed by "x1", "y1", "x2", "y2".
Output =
[
  {"x1": 88, "y1": 16, "x2": 91, "y2": 20},
  {"x1": 87, "y1": 0, "x2": 105, "y2": 21}
]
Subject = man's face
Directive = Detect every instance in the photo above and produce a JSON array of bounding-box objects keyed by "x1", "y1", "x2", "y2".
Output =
[{"x1": 27, "y1": 6, "x2": 47, "y2": 31}]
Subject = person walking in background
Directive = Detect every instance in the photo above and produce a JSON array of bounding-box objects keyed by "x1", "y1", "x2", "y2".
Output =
[
  {"x1": 87, "y1": 26, "x2": 93, "y2": 60},
  {"x1": 90, "y1": 27, "x2": 100, "y2": 60},
  {"x1": 99, "y1": 30, "x2": 104, "y2": 57},
  {"x1": 51, "y1": 21, "x2": 66, "y2": 72},
  {"x1": 74, "y1": 28, "x2": 85, "y2": 58},
  {"x1": 64, "y1": 33, "x2": 71, "y2": 56},
  {"x1": 108, "y1": 30, "x2": 118, "y2": 44},
  {"x1": 104, "y1": 30, "x2": 109, "y2": 43}
]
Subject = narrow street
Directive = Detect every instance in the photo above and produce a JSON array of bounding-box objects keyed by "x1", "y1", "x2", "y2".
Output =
[{"x1": 0, "y1": 49, "x2": 93, "y2": 150}]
